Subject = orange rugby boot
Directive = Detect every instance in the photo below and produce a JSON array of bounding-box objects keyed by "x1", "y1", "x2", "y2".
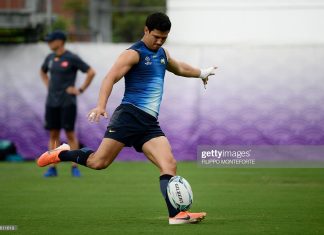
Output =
[
  {"x1": 37, "y1": 143, "x2": 70, "y2": 167},
  {"x1": 169, "y1": 211, "x2": 207, "y2": 225}
]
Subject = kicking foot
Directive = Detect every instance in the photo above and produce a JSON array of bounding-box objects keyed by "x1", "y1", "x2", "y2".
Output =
[{"x1": 37, "y1": 143, "x2": 70, "y2": 167}]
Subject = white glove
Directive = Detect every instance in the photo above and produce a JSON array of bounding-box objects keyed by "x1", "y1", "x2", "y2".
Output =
[{"x1": 199, "y1": 66, "x2": 217, "y2": 88}]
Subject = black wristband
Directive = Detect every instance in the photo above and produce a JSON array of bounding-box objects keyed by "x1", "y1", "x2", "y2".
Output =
[{"x1": 78, "y1": 88, "x2": 84, "y2": 93}]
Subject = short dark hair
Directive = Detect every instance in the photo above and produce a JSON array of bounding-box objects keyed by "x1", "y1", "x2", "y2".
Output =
[{"x1": 145, "y1": 12, "x2": 171, "y2": 32}]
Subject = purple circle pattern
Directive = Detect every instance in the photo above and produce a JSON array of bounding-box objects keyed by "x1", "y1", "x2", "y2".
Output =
[{"x1": 1, "y1": 44, "x2": 324, "y2": 160}]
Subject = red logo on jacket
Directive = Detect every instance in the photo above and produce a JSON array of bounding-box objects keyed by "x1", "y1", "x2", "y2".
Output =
[{"x1": 61, "y1": 61, "x2": 69, "y2": 67}]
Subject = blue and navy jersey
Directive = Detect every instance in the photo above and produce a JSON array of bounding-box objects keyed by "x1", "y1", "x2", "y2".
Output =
[{"x1": 121, "y1": 41, "x2": 168, "y2": 118}]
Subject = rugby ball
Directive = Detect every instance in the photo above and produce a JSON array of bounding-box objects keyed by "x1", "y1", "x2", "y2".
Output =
[{"x1": 167, "y1": 176, "x2": 193, "y2": 211}]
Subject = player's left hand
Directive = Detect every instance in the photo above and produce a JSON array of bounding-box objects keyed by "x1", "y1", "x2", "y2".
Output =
[
  {"x1": 199, "y1": 66, "x2": 217, "y2": 88},
  {"x1": 66, "y1": 86, "x2": 81, "y2": 95}
]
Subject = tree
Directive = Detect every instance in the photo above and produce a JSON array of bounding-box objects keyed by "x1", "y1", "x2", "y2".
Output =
[{"x1": 111, "y1": 0, "x2": 166, "y2": 42}]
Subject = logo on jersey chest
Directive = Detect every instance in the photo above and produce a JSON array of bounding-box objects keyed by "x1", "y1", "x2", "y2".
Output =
[
  {"x1": 144, "y1": 56, "x2": 152, "y2": 65},
  {"x1": 144, "y1": 56, "x2": 166, "y2": 66},
  {"x1": 49, "y1": 57, "x2": 69, "y2": 69},
  {"x1": 61, "y1": 61, "x2": 69, "y2": 67}
]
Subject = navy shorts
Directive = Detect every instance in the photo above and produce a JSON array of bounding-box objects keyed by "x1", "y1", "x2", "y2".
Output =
[
  {"x1": 44, "y1": 105, "x2": 77, "y2": 131},
  {"x1": 104, "y1": 104, "x2": 165, "y2": 152}
]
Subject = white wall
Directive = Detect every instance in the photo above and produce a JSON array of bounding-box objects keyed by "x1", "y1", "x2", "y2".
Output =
[{"x1": 167, "y1": 0, "x2": 324, "y2": 45}]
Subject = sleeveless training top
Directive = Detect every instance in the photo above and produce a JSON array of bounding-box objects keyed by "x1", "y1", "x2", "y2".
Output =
[{"x1": 121, "y1": 41, "x2": 168, "y2": 118}]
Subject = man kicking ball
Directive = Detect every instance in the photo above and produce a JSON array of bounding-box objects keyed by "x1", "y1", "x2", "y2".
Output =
[{"x1": 37, "y1": 12, "x2": 216, "y2": 224}]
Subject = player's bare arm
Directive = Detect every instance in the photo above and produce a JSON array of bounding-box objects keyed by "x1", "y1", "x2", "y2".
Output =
[
  {"x1": 66, "y1": 68, "x2": 96, "y2": 95},
  {"x1": 66, "y1": 67, "x2": 96, "y2": 95},
  {"x1": 165, "y1": 49, "x2": 217, "y2": 87},
  {"x1": 88, "y1": 49, "x2": 139, "y2": 122},
  {"x1": 40, "y1": 69, "x2": 49, "y2": 88},
  {"x1": 165, "y1": 49, "x2": 200, "y2": 77},
  {"x1": 80, "y1": 67, "x2": 96, "y2": 92}
]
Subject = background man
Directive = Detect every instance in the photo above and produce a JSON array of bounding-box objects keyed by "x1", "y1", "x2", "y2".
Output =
[{"x1": 40, "y1": 30, "x2": 96, "y2": 177}]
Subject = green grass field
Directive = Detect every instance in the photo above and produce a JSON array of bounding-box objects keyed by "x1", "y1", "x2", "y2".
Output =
[{"x1": 0, "y1": 162, "x2": 324, "y2": 235}]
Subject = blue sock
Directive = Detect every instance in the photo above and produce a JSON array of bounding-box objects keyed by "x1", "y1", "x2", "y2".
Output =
[
  {"x1": 58, "y1": 147, "x2": 94, "y2": 166},
  {"x1": 160, "y1": 174, "x2": 180, "y2": 217}
]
